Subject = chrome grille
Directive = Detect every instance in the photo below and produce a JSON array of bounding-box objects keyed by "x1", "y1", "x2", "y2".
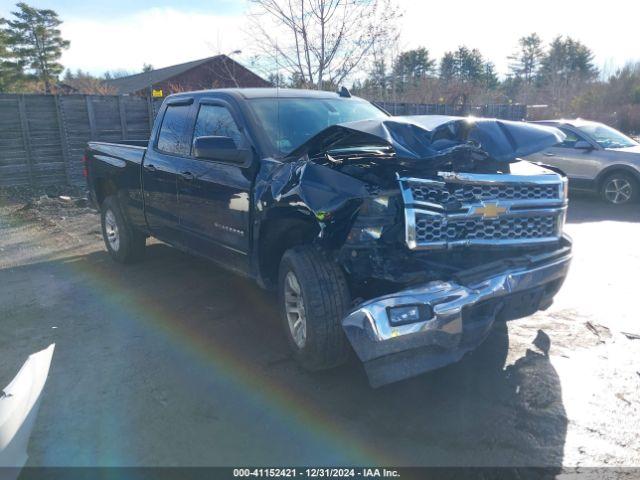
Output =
[
  {"x1": 415, "y1": 213, "x2": 558, "y2": 243},
  {"x1": 400, "y1": 170, "x2": 567, "y2": 250},
  {"x1": 407, "y1": 181, "x2": 560, "y2": 204}
]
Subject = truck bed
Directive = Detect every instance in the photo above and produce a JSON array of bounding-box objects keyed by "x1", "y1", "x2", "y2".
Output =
[
  {"x1": 85, "y1": 141, "x2": 148, "y2": 220},
  {"x1": 87, "y1": 141, "x2": 147, "y2": 166}
]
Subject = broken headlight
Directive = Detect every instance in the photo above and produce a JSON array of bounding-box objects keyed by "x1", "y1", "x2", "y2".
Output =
[
  {"x1": 358, "y1": 195, "x2": 391, "y2": 216},
  {"x1": 346, "y1": 194, "x2": 398, "y2": 244}
]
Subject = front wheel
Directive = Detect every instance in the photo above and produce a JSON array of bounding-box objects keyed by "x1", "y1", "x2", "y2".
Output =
[
  {"x1": 278, "y1": 246, "x2": 351, "y2": 371},
  {"x1": 600, "y1": 172, "x2": 638, "y2": 205},
  {"x1": 101, "y1": 196, "x2": 146, "y2": 263}
]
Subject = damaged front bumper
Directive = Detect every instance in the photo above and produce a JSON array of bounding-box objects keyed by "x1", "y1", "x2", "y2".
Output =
[{"x1": 342, "y1": 236, "x2": 572, "y2": 387}]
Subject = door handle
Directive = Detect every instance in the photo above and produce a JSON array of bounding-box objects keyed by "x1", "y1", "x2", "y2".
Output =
[
  {"x1": 544, "y1": 153, "x2": 556, "y2": 157},
  {"x1": 144, "y1": 164, "x2": 157, "y2": 172},
  {"x1": 180, "y1": 171, "x2": 195, "y2": 181}
]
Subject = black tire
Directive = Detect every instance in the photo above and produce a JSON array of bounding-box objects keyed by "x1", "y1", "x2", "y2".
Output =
[
  {"x1": 100, "y1": 195, "x2": 146, "y2": 264},
  {"x1": 600, "y1": 171, "x2": 638, "y2": 205},
  {"x1": 278, "y1": 245, "x2": 351, "y2": 371}
]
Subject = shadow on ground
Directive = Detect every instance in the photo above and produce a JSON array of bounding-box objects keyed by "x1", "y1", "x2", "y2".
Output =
[
  {"x1": 0, "y1": 241, "x2": 567, "y2": 467},
  {"x1": 566, "y1": 193, "x2": 640, "y2": 224}
]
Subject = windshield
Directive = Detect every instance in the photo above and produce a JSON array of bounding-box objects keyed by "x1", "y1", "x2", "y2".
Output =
[
  {"x1": 249, "y1": 97, "x2": 388, "y2": 155},
  {"x1": 576, "y1": 123, "x2": 638, "y2": 149}
]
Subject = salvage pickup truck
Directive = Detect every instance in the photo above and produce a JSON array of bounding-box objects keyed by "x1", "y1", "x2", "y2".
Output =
[{"x1": 85, "y1": 88, "x2": 572, "y2": 387}]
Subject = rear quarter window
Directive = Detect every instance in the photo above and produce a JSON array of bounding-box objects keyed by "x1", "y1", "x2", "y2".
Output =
[{"x1": 157, "y1": 104, "x2": 191, "y2": 155}]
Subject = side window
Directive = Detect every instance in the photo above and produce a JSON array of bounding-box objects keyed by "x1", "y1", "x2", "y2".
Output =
[
  {"x1": 193, "y1": 105, "x2": 243, "y2": 147},
  {"x1": 157, "y1": 104, "x2": 191, "y2": 155},
  {"x1": 556, "y1": 128, "x2": 581, "y2": 148}
]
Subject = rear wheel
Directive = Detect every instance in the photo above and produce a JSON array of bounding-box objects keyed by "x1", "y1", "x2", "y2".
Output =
[
  {"x1": 101, "y1": 196, "x2": 146, "y2": 263},
  {"x1": 600, "y1": 172, "x2": 637, "y2": 205},
  {"x1": 278, "y1": 246, "x2": 351, "y2": 371}
]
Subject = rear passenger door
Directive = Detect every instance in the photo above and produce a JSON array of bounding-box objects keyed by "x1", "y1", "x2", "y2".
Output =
[
  {"x1": 142, "y1": 98, "x2": 194, "y2": 244},
  {"x1": 177, "y1": 99, "x2": 254, "y2": 274}
]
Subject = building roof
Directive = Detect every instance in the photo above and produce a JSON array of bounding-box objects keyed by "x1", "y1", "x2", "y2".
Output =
[{"x1": 104, "y1": 55, "x2": 263, "y2": 94}]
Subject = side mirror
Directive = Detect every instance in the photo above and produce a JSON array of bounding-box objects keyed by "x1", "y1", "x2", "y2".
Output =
[
  {"x1": 193, "y1": 136, "x2": 252, "y2": 164},
  {"x1": 574, "y1": 140, "x2": 593, "y2": 150}
]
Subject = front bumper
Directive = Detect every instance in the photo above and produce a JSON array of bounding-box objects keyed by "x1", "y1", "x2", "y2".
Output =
[{"x1": 342, "y1": 236, "x2": 572, "y2": 387}]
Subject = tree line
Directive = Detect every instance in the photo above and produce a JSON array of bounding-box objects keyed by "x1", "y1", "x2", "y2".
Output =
[
  {"x1": 248, "y1": 0, "x2": 639, "y2": 132},
  {"x1": 353, "y1": 33, "x2": 600, "y2": 109}
]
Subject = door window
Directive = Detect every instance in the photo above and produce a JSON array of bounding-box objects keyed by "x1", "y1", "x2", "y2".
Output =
[
  {"x1": 193, "y1": 105, "x2": 243, "y2": 148},
  {"x1": 157, "y1": 104, "x2": 191, "y2": 155}
]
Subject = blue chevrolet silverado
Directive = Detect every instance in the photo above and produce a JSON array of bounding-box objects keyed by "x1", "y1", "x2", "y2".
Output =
[{"x1": 85, "y1": 88, "x2": 572, "y2": 387}]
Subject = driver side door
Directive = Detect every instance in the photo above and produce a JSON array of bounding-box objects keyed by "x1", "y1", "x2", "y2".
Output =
[{"x1": 177, "y1": 100, "x2": 254, "y2": 275}]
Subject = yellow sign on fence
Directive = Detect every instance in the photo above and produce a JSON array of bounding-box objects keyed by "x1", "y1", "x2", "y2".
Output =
[{"x1": 151, "y1": 89, "x2": 163, "y2": 98}]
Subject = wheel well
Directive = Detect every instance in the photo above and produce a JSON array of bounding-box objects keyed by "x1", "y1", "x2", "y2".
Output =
[
  {"x1": 596, "y1": 166, "x2": 640, "y2": 190},
  {"x1": 94, "y1": 177, "x2": 118, "y2": 206},
  {"x1": 258, "y1": 217, "x2": 320, "y2": 288}
]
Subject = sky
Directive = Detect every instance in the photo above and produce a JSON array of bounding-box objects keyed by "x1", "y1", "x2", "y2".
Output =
[{"x1": 0, "y1": 0, "x2": 638, "y2": 79}]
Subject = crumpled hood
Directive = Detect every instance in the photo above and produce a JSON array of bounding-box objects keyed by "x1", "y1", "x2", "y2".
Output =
[{"x1": 290, "y1": 115, "x2": 565, "y2": 165}]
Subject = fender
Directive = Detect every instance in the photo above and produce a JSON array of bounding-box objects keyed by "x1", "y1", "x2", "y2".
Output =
[
  {"x1": 251, "y1": 157, "x2": 371, "y2": 284},
  {"x1": 595, "y1": 163, "x2": 640, "y2": 187}
]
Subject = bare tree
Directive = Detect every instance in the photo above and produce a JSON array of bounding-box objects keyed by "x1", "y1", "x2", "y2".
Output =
[
  {"x1": 60, "y1": 69, "x2": 117, "y2": 94},
  {"x1": 248, "y1": 0, "x2": 400, "y2": 90}
]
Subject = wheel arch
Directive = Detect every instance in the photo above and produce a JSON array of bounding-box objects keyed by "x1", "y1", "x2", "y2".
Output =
[
  {"x1": 93, "y1": 176, "x2": 119, "y2": 207},
  {"x1": 595, "y1": 164, "x2": 640, "y2": 189},
  {"x1": 256, "y1": 209, "x2": 322, "y2": 288}
]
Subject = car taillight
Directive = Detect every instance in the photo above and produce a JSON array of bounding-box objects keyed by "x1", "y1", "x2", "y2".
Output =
[{"x1": 81, "y1": 154, "x2": 88, "y2": 177}]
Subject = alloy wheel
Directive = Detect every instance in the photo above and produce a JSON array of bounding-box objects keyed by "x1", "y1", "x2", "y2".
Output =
[
  {"x1": 604, "y1": 177, "x2": 633, "y2": 204},
  {"x1": 104, "y1": 209, "x2": 120, "y2": 251},
  {"x1": 284, "y1": 271, "x2": 307, "y2": 349}
]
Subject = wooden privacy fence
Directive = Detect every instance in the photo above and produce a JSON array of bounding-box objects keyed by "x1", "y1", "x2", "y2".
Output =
[
  {"x1": 0, "y1": 94, "x2": 527, "y2": 189},
  {"x1": 0, "y1": 94, "x2": 161, "y2": 188}
]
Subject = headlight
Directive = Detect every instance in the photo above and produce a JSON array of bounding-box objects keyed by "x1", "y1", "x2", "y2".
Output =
[
  {"x1": 347, "y1": 226, "x2": 384, "y2": 243},
  {"x1": 358, "y1": 195, "x2": 391, "y2": 216},
  {"x1": 346, "y1": 193, "x2": 398, "y2": 244}
]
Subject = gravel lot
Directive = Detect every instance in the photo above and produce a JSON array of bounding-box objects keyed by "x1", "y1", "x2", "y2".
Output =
[{"x1": 0, "y1": 191, "x2": 639, "y2": 468}]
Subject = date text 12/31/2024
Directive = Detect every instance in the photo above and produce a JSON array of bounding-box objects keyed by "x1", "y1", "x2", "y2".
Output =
[{"x1": 233, "y1": 468, "x2": 401, "y2": 478}]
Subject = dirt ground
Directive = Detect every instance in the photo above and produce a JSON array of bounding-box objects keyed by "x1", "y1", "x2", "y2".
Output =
[{"x1": 0, "y1": 191, "x2": 639, "y2": 468}]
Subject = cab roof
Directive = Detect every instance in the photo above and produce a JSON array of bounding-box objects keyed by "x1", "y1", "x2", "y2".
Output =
[
  {"x1": 531, "y1": 118, "x2": 599, "y2": 128},
  {"x1": 167, "y1": 87, "x2": 364, "y2": 101}
]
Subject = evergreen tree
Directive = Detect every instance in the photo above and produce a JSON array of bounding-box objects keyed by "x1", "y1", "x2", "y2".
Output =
[
  {"x1": 393, "y1": 48, "x2": 435, "y2": 88},
  {"x1": 538, "y1": 36, "x2": 598, "y2": 86},
  {"x1": 439, "y1": 46, "x2": 495, "y2": 87},
  {"x1": 0, "y1": 27, "x2": 23, "y2": 91},
  {"x1": 508, "y1": 33, "x2": 544, "y2": 84},
  {"x1": 439, "y1": 51, "x2": 457, "y2": 81},
  {"x1": 1, "y1": 3, "x2": 70, "y2": 93}
]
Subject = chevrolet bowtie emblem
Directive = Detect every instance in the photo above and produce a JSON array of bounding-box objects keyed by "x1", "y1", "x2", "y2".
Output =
[{"x1": 473, "y1": 203, "x2": 508, "y2": 218}]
